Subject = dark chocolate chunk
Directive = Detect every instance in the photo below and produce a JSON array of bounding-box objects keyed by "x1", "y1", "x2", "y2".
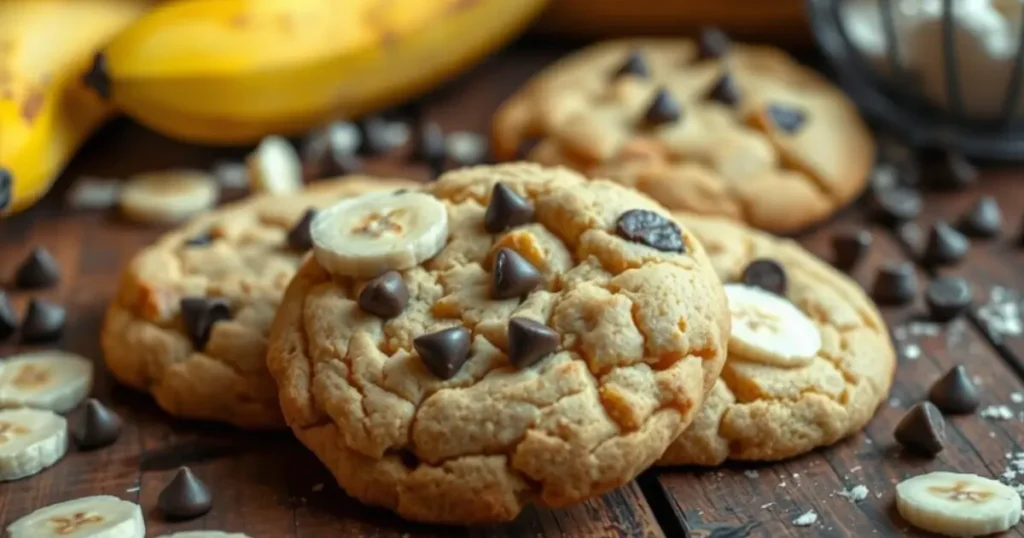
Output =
[
  {"x1": 957, "y1": 196, "x2": 1002, "y2": 238},
  {"x1": 616, "y1": 209, "x2": 685, "y2": 253},
  {"x1": 707, "y1": 73, "x2": 740, "y2": 107},
  {"x1": 870, "y1": 186, "x2": 922, "y2": 225},
  {"x1": 925, "y1": 276, "x2": 972, "y2": 322},
  {"x1": 928, "y1": 365, "x2": 980, "y2": 414},
  {"x1": 358, "y1": 271, "x2": 408, "y2": 319},
  {"x1": 0, "y1": 167, "x2": 11, "y2": 211},
  {"x1": 741, "y1": 259, "x2": 787, "y2": 296},
  {"x1": 642, "y1": 87, "x2": 682, "y2": 127},
  {"x1": 20, "y1": 298, "x2": 65, "y2": 343},
  {"x1": 922, "y1": 221, "x2": 969, "y2": 267},
  {"x1": 0, "y1": 292, "x2": 16, "y2": 341},
  {"x1": 507, "y1": 318, "x2": 559, "y2": 369},
  {"x1": 185, "y1": 231, "x2": 214, "y2": 247},
  {"x1": 929, "y1": 151, "x2": 978, "y2": 190},
  {"x1": 492, "y1": 248, "x2": 542, "y2": 300},
  {"x1": 83, "y1": 52, "x2": 111, "y2": 100},
  {"x1": 180, "y1": 297, "x2": 231, "y2": 350},
  {"x1": 72, "y1": 398, "x2": 123, "y2": 450},
  {"x1": 412, "y1": 121, "x2": 446, "y2": 178},
  {"x1": 870, "y1": 262, "x2": 918, "y2": 306},
  {"x1": 613, "y1": 50, "x2": 650, "y2": 79},
  {"x1": 357, "y1": 116, "x2": 391, "y2": 155},
  {"x1": 696, "y1": 27, "x2": 731, "y2": 60},
  {"x1": 287, "y1": 209, "x2": 317, "y2": 251},
  {"x1": 413, "y1": 326, "x2": 472, "y2": 380},
  {"x1": 894, "y1": 402, "x2": 946, "y2": 456},
  {"x1": 766, "y1": 103, "x2": 807, "y2": 134},
  {"x1": 484, "y1": 182, "x2": 534, "y2": 233},
  {"x1": 158, "y1": 466, "x2": 213, "y2": 520},
  {"x1": 14, "y1": 247, "x2": 61, "y2": 289},
  {"x1": 831, "y1": 229, "x2": 872, "y2": 271}
]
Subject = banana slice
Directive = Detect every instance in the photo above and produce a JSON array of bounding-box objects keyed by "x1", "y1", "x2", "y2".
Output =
[
  {"x1": 120, "y1": 169, "x2": 218, "y2": 224},
  {"x1": 0, "y1": 351, "x2": 93, "y2": 413},
  {"x1": 0, "y1": 408, "x2": 68, "y2": 481},
  {"x1": 246, "y1": 135, "x2": 303, "y2": 195},
  {"x1": 5, "y1": 495, "x2": 144, "y2": 538},
  {"x1": 155, "y1": 533, "x2": 250, "y2": 538},
  {"x1": 311, "y1": 190, "x2": 449, "y2": 278},
  {"x1": 896, "y1": 471, "x2": 1021, "y2": 537},
  {"x1": 724, "y1": 283, "x2": 821, "y2": 367}
]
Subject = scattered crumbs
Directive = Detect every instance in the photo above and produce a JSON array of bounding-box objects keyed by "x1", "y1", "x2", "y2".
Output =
[
  {"x1": 744, "y1": 470, "x2": 759, "y2": 479},
  {"x1": 981, "y1": 405, "x2": 1015, "y2": 420},
  {"x1": 887, "y1": 397, "x2": 902, "y2": 408},
  {"x1": 977, "y1": 286, "x2": 1023, "y2": 338},
  {"x1": 66, "y1": 176, "x2": 122, "y2": 210},
  {"x1": 792, "y1": 473, "x2": 800, "y2": 479},
  {"x1": 312, "y1": 483, "x2": 324, "y2": 492},
  {"x1": 792, "y1": 510, "x2": 818, "y2": 527},
  {"x1": 1011, "y1": 392, "x2": 1023, "y2": 404},
  {"x1": 908, "y1": 321, "x2": 941, "y2": 337},
  {"x1": 902, "y1": 344, "x2": 921, "y2": 360},
  {"x1": 779, "y1": 482, "x2": 787, "y2": 488},
  {"x1": 125, "y1": 485, "x2": 140, "y2": 493},
  {"x1": 875, "y1": 491, "x2": 884, "y2": 499},
  {"x1": 850, "y1": 466, "x2": 862, "y2": 473},
  {"x1": 212, "y1": 161, "x2": 250, "y2": 190},
  {"x1": 836, "y1": 485, "x2": 869, "y2": 503},
  {"x1": 761, "y1": 502, "x2": 775, "y2": 509}
]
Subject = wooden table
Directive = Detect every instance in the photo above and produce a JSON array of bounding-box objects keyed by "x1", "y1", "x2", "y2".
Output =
[{"x1": 3, "y1": 40, "x2": 1024, "y2": 538}]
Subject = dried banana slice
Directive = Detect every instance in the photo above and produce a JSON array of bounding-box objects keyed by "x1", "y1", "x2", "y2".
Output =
[
  {"x1": 0, "y1": 407, "x2": 68, "y2": 481},
  {"x1": 5, "y1": 495, "x2": 144, "y2": 537},
  {"x1": 896, "y1": 471, "x2": 1022, "y2": 537},
  {"x1": 0, "y1": 351, "x2": 93, "y2": 412}
]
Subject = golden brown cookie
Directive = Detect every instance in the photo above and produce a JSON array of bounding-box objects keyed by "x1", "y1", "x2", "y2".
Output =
[
  {"x1": 102, "y1": 177, "x2": 417, "y2": 430},
  {"x1": 660, "y1": 213, "x2": 895, "y2": 465},
  {"x1": 267, "y1": 163, "x2": 730, "y2": 523},
  {"x1": 492, "y1": 38, "x2": 875, "y2": 233}
]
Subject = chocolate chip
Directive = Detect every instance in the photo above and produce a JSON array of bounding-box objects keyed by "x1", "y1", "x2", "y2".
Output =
[
  {"x1": 696, "y1": 27, "x2": 731, "y2": 60},
  {"x1": 0, "y1": 292, "x2": 16, "y2": 341},
  {"x1": 929, "y1": 151, "x2": 977, "y2": 190},
  {"x1": 614, "y1": 50, "x2": 650, "y2": 79},
  {"x1": 358, "y1": 271, "x2": 408, "y2": 318},
  {"x1": 0, "y1": 167, "x2": 11, "y2": 211},
  {"x1": 83, "y1": 52, "x2": 111, "y2": 100},
  {"x1": 20, "y1": 298, "x2": 65, "y2": 343},
  {"x1": 158, "y1": 466, "x2": 213, "y2": 520},
  {"x1": 185, "y1": 231, "x2": 213, "y2": 247},
  {"x1": 707, "y1": 73, "x2": 740, "y2": 107},
  {"x1": 412, "y1": 121, "x2": 447, "y2": 178},
  {"x1": 925, "y1": 276, "x2": 972, "y2": 322},
  {"x1": 484, "y1": 182, "x2": 534, "y2": 233},
  {"x1": 287, "y1": 209, "x2": 317, "y2": 251},
  {"x1": 741, "y1": 259, "x2": 787, "y2": 295},
  {"x1": 894, "y1": 402, "x2": 946, "y2": 456},
  {"x1": 766, "y1": 103, "x2": 806, "y2": 134},
  {"x1": 180, "y1": 297, "x2": 231, "y2": 350},
  {"x1": 301, "y1": 124, "x2": 363, "y2": 180},
  {"x1": 642, "y1": 87, "x2": 682, "y2": 127},
  {"x1": 870, "y1": 186, "x2": 922, "y2": 225},
  {"x1": 72, "y1": 398, "x2": 122, "y2": 450},
  {"x1": 414, "y1": 326, "x2": 472, "y2": 380},
  {"x1": 928, "y1": 365, "x2": 980, "y2": 414},
  {"x1": 14, "y1": 247, "x2": 61, "y2": 289},
  {"x1": 870, "y1": 262, "x2": 918, "y2": 306},
  {"x1": 957, "y1": 196, "x2": 1002, "y2": 238},
  {"x1": 831, "y1": 229, "x2": 872, "y2": 271},
  {"x1": 507, "y1": 318, "x2": 559, "y2": 369},
  {"x1": 492, "y1": 248, "x2": 542, "y2": 300},
  {"x1": 357, "y1": 116, "x2": 391, "y2": 155},
  {"x1": 616, "y1": 209, "x2": 685, "y2": 253},
  {"x1": 922, "y1": 221, "x2": 969, "y2": 267}
]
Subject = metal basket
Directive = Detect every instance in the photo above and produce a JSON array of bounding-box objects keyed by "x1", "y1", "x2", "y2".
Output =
[{"x1": 807, "y1": 0, "x2": 1024, "y2": 160}]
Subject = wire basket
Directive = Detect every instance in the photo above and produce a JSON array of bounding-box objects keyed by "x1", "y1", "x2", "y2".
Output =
[{"x1": 807, "y1": 0, "x2": 1024, "y2": 160}]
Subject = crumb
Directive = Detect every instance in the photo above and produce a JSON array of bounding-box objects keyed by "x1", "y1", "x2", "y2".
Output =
[
  {"x1": 978, "y1": 286, "x2": 1023, "y2": 338},
  {"x1": 887, "y1": 397, "x2": 902, "y2": 408},
  {"x1": 1012, "y1": 392, "x2": 1024, "y2": 404},
  {"x1": 761, "y1": 502, "x2": 775, "y2": 509},
  {"x1": 981, "y1": 405, "x2": 1015, "y2": 420},
  {"x1": 792, "y1": 510, "x2": 818, "y2": 527},
  {"x1": 792, "y1": 473, "x2": 800, "y2": 479},
  {"x1": 908, "y1": 321, "x2": 940, "y2": 336},
  {"x1": 902, "y1": 344, "x2": 921, "y2": 360},
  {"x1": 125, "y1": 485, "x2": 139, "y2": 493},
  {"x1": 836, "y1": 485, "x2": 869, "y2": 502},
  {"x1": 779, "y1": 482, "x2": 787, "y2": 488},
  {"x1": 744, "y1": 470, "x2": 759, "y2": 478},
  {"x1": 973, "y1": 375, "x2": 985, "y2": 386},
  {"x1": 850, "y1": 466, "x2": 862, "y2": 473},
  {"x1": 312, "y1": 483, "x2": 324, "y2": 492}
]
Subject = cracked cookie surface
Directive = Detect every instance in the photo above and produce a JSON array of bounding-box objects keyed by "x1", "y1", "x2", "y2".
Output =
[
  {"x1": 267, "y1": 163, "x2": 730, "y2": 523},
  {"x1": 102, "y1": 177, "x2": 416, "y2": 430},
  {"x1": 660, "y1": 213, "x2": 895, "y2": 466},
  {"x1": 492, "y1": 39, "x2": 875, "y2": 233}
]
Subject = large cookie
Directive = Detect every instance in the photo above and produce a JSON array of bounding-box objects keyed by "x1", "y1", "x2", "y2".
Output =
[
  {"x1": 102, "y1": 177, "x2": 417, "y2": 430},
  {"x1": 492, "y1": 38, "x2": 875, "y2": 233},
  {"x1": 660, "y1": 213, "x2": 895, "y2": 465},
  {"x1": 267, "y1": 163, "x2": 730, "y2": 523}
]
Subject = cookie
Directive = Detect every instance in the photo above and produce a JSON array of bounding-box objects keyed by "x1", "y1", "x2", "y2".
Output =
[
  {"x1": 266, "y1": 163, "x2": 730, "y2": 523},
  {"x1": 102, "y1": 177, "x2": 417, "y2": 430},
  {"x1": 492, "y1": 38, "x2": 875, "y2": 233},
  {"x1": 659, "y1": 213, "x2": 895, "y2": 465}
]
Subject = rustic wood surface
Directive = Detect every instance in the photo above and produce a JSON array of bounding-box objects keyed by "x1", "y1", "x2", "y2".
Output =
[{"x1": 3, "y1": 40, "x2": 1024, "y2": 538}]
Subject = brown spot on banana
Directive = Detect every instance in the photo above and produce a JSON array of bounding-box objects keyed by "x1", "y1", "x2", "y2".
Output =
[{"x1": 19, "y1": 88, "x2": 44, "y2": 123}]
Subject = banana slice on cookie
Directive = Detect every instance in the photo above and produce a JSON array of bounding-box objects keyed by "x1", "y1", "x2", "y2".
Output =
[
  {"x1": 896, "y1": 471, "x2": 1021, "y2": 537},
  {"x1": 5, "y1": 495, "x2": 144, "y2": 538},
  {"x1": 120, "y1": 170, "x2": 218, "y2": 224},
  {"x1": 311, "y1": 191, "x2": 448, "y2": 278},
  {"x1": 0, "y1": 351, "x2": 93, "y2": 412},
  {"x1": 0, "y1": 408, "x2": 68, "y2": 481},
  {"x1": 724, "y1": 283, "x2": 821, "y2": 367}
]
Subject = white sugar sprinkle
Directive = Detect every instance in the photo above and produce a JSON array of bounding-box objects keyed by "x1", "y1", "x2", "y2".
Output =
[
  {"x1": 981, "y1": 405, "x2": 1015, "y2": 420},
  {"x1": 837, "y1": 485, "x2": 869, "y2": 502},
  {"x1": 792, "y1": 510, "x2": 818, "y2": 527},
  {"x1": 744, "y1": 470, "x2": 759, "y2": 478}
]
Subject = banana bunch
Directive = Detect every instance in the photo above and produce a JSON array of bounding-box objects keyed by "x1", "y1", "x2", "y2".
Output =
[
  {"x1": 87, "y1": 0, "x2": 549, "y2": 145},
  {"x1": 0, "y1": 0, "x2": 153, "y2": 217}
]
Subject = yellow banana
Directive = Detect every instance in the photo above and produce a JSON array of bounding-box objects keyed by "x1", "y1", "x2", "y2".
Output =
[
  {"x1": 0, "y1": 0, "x2": 153, "y2": 217},
  {"x1": 90, "y1": 0, "x2": 548, "y2": 145}
]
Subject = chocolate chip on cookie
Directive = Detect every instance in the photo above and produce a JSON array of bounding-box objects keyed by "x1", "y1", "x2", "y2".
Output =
[
  {"x1": 741, "y1": 259, "x2": 787, "y2": 296},
  {"x1": 925, "y1": 276, "x2": 972, "y2": 322},
  {"x1": 922, "y1": 221, "x2": 969, "y2": 268},
  {"x1": 613, "y1": 50, "x2": 650, "y2": 79},
  {"x1": 158, "y1": 466, "x2": 213, "y2": 520},
  {"x1": 871, "y1": 262, "x2": 918, "y2": 306},
  {"x1": 21, "y1": 298, "x2": 65, "y2": 343},
  {"x1": 696, "y1": 27, "x2": 730, "y2": 60},
  {"x1": 894, "y1": 402, "x2": 946, "y2": 456},
  {"x1": 957, "y1": 196, "x2": 1002, "y2": 238},
  {"x1": 616, "y1": 209, "x2": 685, "y2": 253},
  {"x1": 358, "y1": 271, "x2": 409, "y2": 318},
  {"x1": 0, "y1": 292, "x2": 16, "y2": 341},
  {"x1": 180, "y1": 297, "x2": 231, "y2": 350},
  {"x1": 707, "y1": 72, "x2": 740, "y2": 106},
  {"x1": 642, "y1": 87, "x2": 682, "y2": 127},
  {"x1": 831, "y1": 229, "x2": 872, "y2": 271},
  {"x1": 492, "y1": 248, "x2": 542, "y2": 300},
  {"x1": 14, "y1": 247, "x2": 60, "y2": 289},
  {"x1": 184, "y1": 231, "x2": 214, "y2": 247},
  {"x1": 72, "y1": 398, "x2": 122, "y2": 450},
  {"x1": 507, "y1": 317, "x2": 559, "y2": 369},
  {"x1": 928, "y1": 365, "x2": 980, "y2": 414},
  {"x1": 766, "y1": 103, "x2": 807, "y2": 134},
  {"x1": 287, "y1": 208, "x2": 317, "y2": 251},
  {"x1": 413, "y1": 326, "x2": 472, "y2": 380},
  {"x1": 484, "y1": 182, "x2": 534, "y2": 233}
]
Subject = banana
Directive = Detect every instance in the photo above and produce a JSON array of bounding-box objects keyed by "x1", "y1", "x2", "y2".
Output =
[
  {"x1": 5, "y1": 495, "x2": 144, "y2": 537},
  {"x1": 0, "y1": 0, "x2": 153, "y2": 218},
  {"x1": 724, "y1": 283, "x2": 821, "y2": 367},
  {"x1": 0, "y1": 407, "x2": 68, "y2": 481},
  {"x1": 119, "y1": 169, "x2": 218, "y2": 224},
  {"x1": 247, "y1": 135, "x2": 303, "y2": 195},
  {"x1": 896, "y1": 471, "x2": 1022, "y2": 537},
  {"x1": 311, "y1": 191, "x2": 448, "y2": 278},
  {"x1": 0, "y1": 351, "x2": 93, "y2": 413},
  {"x1": 87, "y1": 0, "x2": 549, "y2": 145}
]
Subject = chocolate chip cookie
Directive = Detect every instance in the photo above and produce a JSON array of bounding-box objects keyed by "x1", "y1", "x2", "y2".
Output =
[
  {"x1": 102, "y1": 177, "x2": 416, "y2": 430},
  {"x1": 266, "y1": 163, "x2": 730, "y2": 523},
  {"x1": 492, "y1": 38, "x2": 875, "y2": 233},
  {"x1": 660, "y1": 213, "x2": 895, "y2": 465}
]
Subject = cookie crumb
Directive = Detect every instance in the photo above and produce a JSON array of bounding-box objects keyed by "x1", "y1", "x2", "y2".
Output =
[
  {"x1": 792, "y1": 510, "x2": 818, "y2": 527},
  {"x1": 981, "y1": 405, "x2": 1014, "y2": 420},
  {"x1": 850, "y1": 466, "x2": 862, "y2": 473},
  {"x1": 888, "y1": 397, "x2": 902, "y2": 408},
  {"x1": 837, "y1": 485, "x2": 869, "y2": 502},
  {"x1": 978, "y1": 286, "x2": 1023, "y2": 338},
  {"x1": 761, "y1": 502, "x2": 774, "y2": 509},
  {"x1": 902, "y1": 344, "x2": 921, "y2": 360},
  {"x1": 126, "y1": 485, "x2": 139, "y2": 493},
  {"x1": 744, "y1": 470, "x2": 759, "y2": 478},
  {"x1": 1012, "y1": 392, "x2": 1023, "y2": 404}
]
